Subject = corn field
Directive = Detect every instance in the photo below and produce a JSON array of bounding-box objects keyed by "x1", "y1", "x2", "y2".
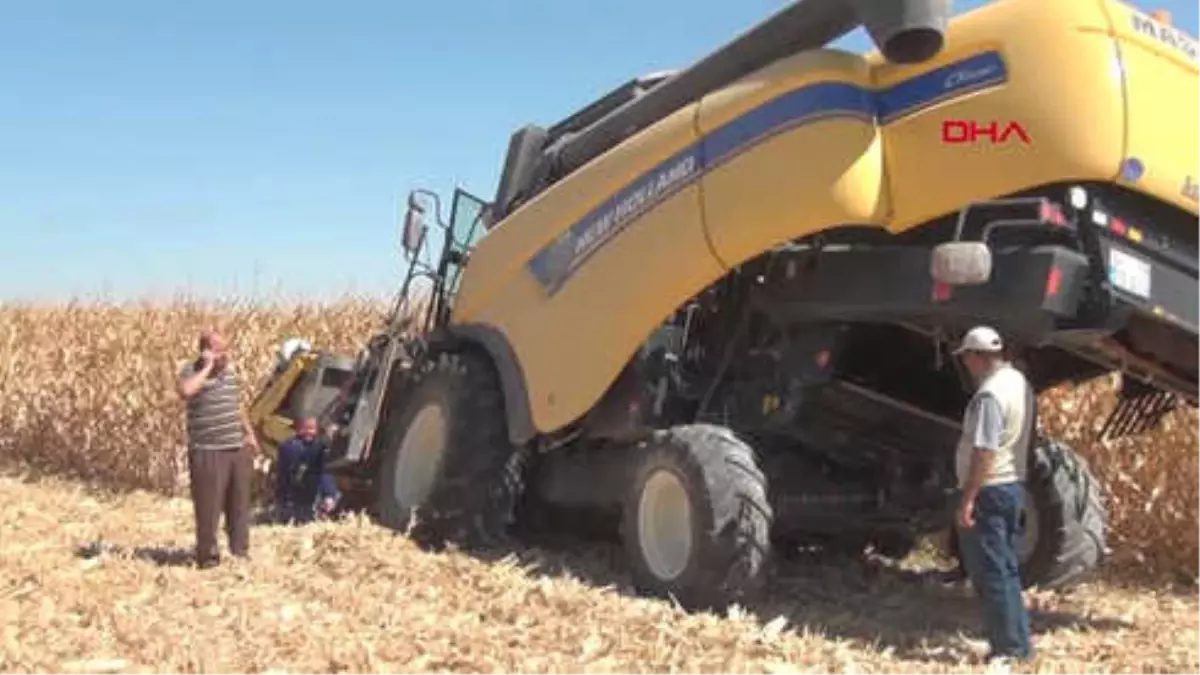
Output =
[
  {"x1": 0, "y1": 298, "x2": 1195, "y2": 583},
  {"x1": 0, "y1": 298, "x2": 382, "y2": 501}
]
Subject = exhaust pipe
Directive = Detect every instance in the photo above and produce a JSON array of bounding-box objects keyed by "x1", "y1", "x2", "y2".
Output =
[{"x1": 854, "y1": 0, "x2": 950, "y2": 64}]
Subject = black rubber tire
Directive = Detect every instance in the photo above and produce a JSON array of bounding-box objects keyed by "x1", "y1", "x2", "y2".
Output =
[
  {"x1": 622, "y1": 424, "x2": 773, "y2": 610},
  {"x1": 1018, "y1": 437, "x2": 1109, "y2": 590},
  {"x1": 374, "y1": 350, "x2": 525, "y2": 549}
]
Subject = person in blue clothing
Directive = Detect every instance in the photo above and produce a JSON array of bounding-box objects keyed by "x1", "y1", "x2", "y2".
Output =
[{"x1": 275, "y1": 416, "x2": 341, "y2": 524}]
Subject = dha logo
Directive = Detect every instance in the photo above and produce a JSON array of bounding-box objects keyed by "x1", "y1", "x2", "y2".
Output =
[
  {"x1": 941, "y1": 120, "x2": 1032, "y2": 145},
  {"x1": 1183, "y1": 176, "x2": 1199, "y2": 203}
]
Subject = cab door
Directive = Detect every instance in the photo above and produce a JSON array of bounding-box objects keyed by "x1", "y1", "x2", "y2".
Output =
[{"x1": 444, "y1": 187, "x2": 491, "y2": 304}]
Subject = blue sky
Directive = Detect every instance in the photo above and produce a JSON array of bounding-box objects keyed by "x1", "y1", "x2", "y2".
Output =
[{"x1": 1, "y1": 0, "x2": 1196, "y2": 302}]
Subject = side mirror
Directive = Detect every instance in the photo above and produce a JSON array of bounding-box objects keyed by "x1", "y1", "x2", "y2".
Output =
[
  {"x1": 931, "y1": 241, "x2": 993, "y2": 286},
  {"x1": 401, "y1": 195, "x2": 427, "y2": 258}
]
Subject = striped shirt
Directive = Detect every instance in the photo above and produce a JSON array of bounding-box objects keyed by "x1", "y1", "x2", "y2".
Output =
[{"x1": 181, "y1": 361, "x2": 246, "y2": 452}]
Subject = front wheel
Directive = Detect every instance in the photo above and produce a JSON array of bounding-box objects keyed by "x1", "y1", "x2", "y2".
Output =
[
  {"x1": 622, "y1": 424, "x2": 772, "y2": 610},
  {"x1": 374, "y1": 350, "x2": 525, "y2": 549}
]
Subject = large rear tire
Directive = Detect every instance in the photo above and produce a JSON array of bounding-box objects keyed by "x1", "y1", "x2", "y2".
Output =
[
  {"x1": 1018, "y1": 437, "x2": 1108, "y2": 590},
  {"x1": 375, "y1": 350, "x2": 525, "y2": 549},
  {"x1": 622, "y1": 424, "x2": 772, "y2": 610}
]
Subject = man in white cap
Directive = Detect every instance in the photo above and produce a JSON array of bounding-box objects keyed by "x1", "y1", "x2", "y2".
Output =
[{"x1": 952, "y1": 325, "x2": 1035, "y2": 664}]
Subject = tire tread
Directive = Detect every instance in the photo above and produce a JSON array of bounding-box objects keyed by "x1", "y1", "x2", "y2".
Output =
[
  {"x1": 375, "y1": 349, "x2": 525, "y2": 549},
  {"x1": 623, "y1": 423, "x2": 773, "y2": 610},
  {"x1": 1021, "y1": 437, "x2": 1109, "y2": 590}
]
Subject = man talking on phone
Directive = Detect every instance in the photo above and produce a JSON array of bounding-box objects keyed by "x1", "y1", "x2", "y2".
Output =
[{"x1": 176, "y1": 328, "x2": 260, "y2": 568}]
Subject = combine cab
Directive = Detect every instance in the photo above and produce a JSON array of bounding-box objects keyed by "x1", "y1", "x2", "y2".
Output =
[
  {"x1": 252, "y1": 0, "x2": 1197, "y2": 610},
  {"x1": 249, "y1": 187, "x2": 494, "y2": 509}
]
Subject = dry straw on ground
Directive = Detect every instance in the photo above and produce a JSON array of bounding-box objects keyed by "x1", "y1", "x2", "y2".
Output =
[
  {"x1": 1, "y1": 473, "x2": 1196, "y2": 673},
  {"x1": 0, "y1": 298, "x2": 1197, "y2": 673}
]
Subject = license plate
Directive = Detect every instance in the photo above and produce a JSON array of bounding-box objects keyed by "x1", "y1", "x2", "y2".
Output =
[{"x1": 1108, "y1": 247, "x2": 1152, "y2": 299}]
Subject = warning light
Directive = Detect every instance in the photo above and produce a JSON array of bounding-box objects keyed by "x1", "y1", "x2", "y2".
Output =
[
  {"x1": 1045, "y1": 266, "x2": 1063, "y2": 298},
  {"x1": 1129, "y1": 228, "x2": 1144, "y2": 243},
  {"x1": 1110, "y1": 217, "x2": 1128, "y2": 236},
  {"x1": 1039, "y1": 201, "x2": 1066, "y2": 226},
  {"x1": 933, "y1": 282, "x2": 953, "y2": 302},
  {"x1": 815, "y1": 350, "x2": 831, "y2": 369},
  {"x1": 1068, "y1": 186, "x2": 1088, "y2": 210},
  {"x1": 1152, "y1": 9, "x2": 1172, "y2": 26}
]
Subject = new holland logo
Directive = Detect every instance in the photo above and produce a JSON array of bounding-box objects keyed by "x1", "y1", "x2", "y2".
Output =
[
  {"x1": 1180, "y1": 176, "x2": 1200, "y2": 201},
  {"x1": 1132, "y1": 12, "x2": 1198, "y2": 62}
]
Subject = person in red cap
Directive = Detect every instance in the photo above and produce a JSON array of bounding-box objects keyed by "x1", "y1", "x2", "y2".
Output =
[{"x1": 951, "y1": 325, "x2": 1036, "y2": 665}]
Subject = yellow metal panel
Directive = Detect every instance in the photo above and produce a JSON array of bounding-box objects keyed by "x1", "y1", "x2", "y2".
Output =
[
  {"x1": 453, "y1": 106, "x2": 708, "y2": 323},
  {"x1": 446, "y1": 0, "x2": 1197, "y2": 438},
  {"x1": 875, "y1": 0, "x2": 1126, "y2": 231},
  {"x1": 247, "y1": 353, "x2": 318, "y2": 460},
  {"x1": 455, "y1": 104, "x2": 718, "y2": 433},
  {"x1": 481, "y1": 184, "x2": 718, "y2": 432},
  {"x1": 1102, "y1": 0, "x2": 1200, "y2": 214},
  {"x1": 259, "y1": 416, "x2": 296, "y2": 460},
  {"x1": 697, "y1": 50, "x2": 887, "y2": 267}
]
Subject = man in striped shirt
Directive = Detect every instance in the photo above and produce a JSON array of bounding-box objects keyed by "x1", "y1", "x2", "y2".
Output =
[{"x1": 176, "y1": 328, "x2": 260, "y2": 568}]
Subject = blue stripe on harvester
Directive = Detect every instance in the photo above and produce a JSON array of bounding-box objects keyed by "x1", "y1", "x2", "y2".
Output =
[
  {"x1": 527, "y1": 143, "x2": 705, "y2": 292},
  {"x1": 876, "y1": 50, "x2": 1009, "y2": 123},
  {"x1": 703, "y1": 82, "x2": 876, "y2": 169},
  {"x1": 527, "y1": 50, "x2": 1010, "y2": 294}
]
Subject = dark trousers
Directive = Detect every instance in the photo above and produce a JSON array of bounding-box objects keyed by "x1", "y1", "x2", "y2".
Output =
[
  {"x1": 276, "y1": 488, "x2": 318, "y2": 525},
  {"x1": 188, "y1": 447, "x2": 251, "y2": 564},
  {"x1": 957, "y1": 482, "x2": 1033, "y2": 659}
]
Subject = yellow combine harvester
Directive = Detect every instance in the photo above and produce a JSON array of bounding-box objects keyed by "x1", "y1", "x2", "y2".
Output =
[{"x1": 251, "y1": 0, "x2": 1198, "y2": 609}]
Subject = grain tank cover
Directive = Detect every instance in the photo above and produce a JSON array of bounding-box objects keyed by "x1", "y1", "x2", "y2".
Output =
[
  {"x1": 493, "y1": 0, "x2": 952, "y2": 218},
  {"x1": 549, "y1": 0, "x2": 954, "y2": 178}
]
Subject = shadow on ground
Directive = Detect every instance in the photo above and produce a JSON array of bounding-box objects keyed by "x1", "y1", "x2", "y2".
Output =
[
  {"x1": 69, "y1": 496, "x2": 1138, "y2": 660},
  {"x1": 73, "y1": 507, "x2": 282, "y2": 568},
  {"x1": 75, "y1": 541, "x2": 198, "y2": 568},
  {"x1": 454, "y1": 523, "x2": 1136, "y2": 661}
]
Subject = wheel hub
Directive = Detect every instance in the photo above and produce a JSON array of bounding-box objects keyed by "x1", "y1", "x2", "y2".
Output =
[
  {"x1": 394, "y1": 403, "x2": 448, "y2": 509},
  {"x1": 637, "y1": 469, "x2": 694, "y2": 582}
]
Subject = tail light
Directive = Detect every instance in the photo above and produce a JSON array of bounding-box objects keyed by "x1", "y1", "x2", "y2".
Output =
[{"x1": 1039, "y1": 201, "x2": 1067, "y2": 226}]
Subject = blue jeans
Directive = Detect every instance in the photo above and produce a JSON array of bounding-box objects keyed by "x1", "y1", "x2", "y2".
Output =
[{"x1": 957, "y1": 482, "x2": 1033, "y2": 659}]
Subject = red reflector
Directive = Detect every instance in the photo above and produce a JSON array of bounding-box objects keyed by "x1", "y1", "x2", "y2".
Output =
[
  {"x1": 1111, "y1": 218, "x2": 1128, "y2": 235},
  {"x1": 1045, "y1": 266, "x2": 1063, "y2": 298},
  {"x1": 815, "y1": 350, "x2": 831, "y2": 369},
  {"x1": 1039, "y1": 201, "x2": 1065, "y2": 226},
  {"x1": 933, "y1": 282, "x2": 952, "y2": 302}
]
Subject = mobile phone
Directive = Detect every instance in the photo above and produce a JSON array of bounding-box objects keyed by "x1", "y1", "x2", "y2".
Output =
[{"x1": 195, "y1": 336, "x2": 213, "y2": 371}]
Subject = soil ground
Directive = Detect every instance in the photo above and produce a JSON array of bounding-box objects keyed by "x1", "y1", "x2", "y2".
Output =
[{"x1": 1, "y1": 472, "x2": 1196, "y2": 674}]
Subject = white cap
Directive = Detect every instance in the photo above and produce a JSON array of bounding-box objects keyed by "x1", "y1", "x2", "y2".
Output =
[
  {"x1": 952, "y1": 326, "x2": 1004, "y2": 355},
  {"x1": 278, "y1": 337, "x2": 312, "y2": 362}
]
